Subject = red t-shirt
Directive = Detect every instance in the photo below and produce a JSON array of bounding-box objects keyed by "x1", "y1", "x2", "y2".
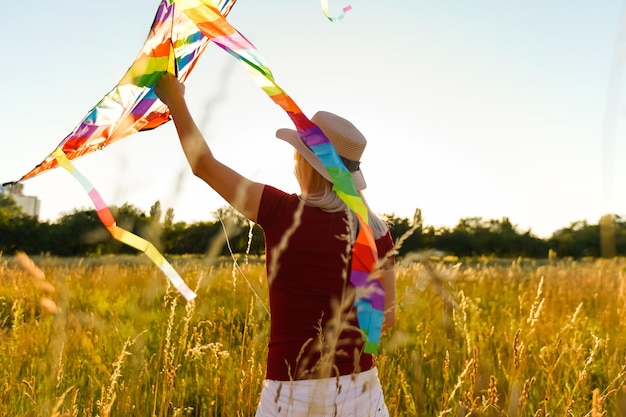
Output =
[{"x1": 256, "y1": 185, "x2": 395, "y2": 381}]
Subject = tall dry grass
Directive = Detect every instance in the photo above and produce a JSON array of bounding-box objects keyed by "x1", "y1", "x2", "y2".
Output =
[{"x1": 1, "y1": 254, "x2": 625, "y2": 416}]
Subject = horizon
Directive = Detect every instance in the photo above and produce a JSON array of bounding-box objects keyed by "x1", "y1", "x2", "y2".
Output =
[{"x1": 1, "y1": 183, "x2": 616, "y2": 239}]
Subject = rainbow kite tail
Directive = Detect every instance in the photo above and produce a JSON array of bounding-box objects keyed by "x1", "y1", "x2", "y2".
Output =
[
  {"x1": 354, "y1": 298, "x2": 384, "y2": 354},
  {"x1": 52, "y1": 147, "x2": 196, "y2": 301},
  {"x1": 351, "y1": 269, "x2": 385, "y2": 354}
]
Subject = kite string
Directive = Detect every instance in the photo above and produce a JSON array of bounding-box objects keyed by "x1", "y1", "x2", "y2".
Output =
[
  {"x1": 216, "y1": 214, "x2": 270, "y2": 316},
  {"x1": 52, "y1": 147, "x2": 197, "y2": 301}
]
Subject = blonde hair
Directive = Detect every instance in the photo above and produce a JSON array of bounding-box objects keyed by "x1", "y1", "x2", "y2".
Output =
[{"x1": 294, "y1": 151, "x2": 389, "y2": 239}]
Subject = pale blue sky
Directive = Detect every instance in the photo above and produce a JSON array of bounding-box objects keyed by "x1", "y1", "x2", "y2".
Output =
[{"x1": 1, "y1": 0, "x2": 624, "y2": 238}]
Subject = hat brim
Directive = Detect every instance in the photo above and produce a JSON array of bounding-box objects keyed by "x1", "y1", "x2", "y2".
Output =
[{"x1": 276, "y1": 128, "x2": 367, "y2": 190}]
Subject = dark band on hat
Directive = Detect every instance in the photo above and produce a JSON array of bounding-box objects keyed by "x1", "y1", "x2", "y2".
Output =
[{"x1": 341, "y1": 156, "x2": 361, "y2": 172}]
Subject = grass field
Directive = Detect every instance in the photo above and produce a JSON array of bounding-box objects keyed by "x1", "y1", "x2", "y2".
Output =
[{"x1": 1, "y1": 253, "x2": 625, "y2": 416}]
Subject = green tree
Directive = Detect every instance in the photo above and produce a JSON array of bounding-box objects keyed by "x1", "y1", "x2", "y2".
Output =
[
  {"x1": 385, "y1": 209, "x2": 424, "y2": 257},
  {"x1": 0, "y1": 193, "x2": 44, "y2": 254},
  {"x1": 0, "y1": 193, "x2": 22, "y2": 218},
  {"x1": 164, "y1": 208, "x2": 175, "y2": 229},
  {"x1": 149, "y1": 200, "x2": 162, "y2": 223},
  {"x1": 145, "y1": 200, "x2": 164, "y2": 251},
  {"x1": 549, "y1": 221, "x2": 600, "y2": 258},
  {"x1": 427, "y1": 216, "x2": 548, "y2": 258},
  {"x1": 49, "y1": 203, "x2": 153, "y2": 256},
  {"x1": 211, "y1": 206, "x2": 262, "y2": 256},
  {"x1": 112, "y1": 203, "x2": 153, "y2": 254},
  {"x1": 164, "y1": 221, "x2": 220, "y2": 254},
  {"x1": 52, "y1": 209, "x2": 107, "y2": 255}
]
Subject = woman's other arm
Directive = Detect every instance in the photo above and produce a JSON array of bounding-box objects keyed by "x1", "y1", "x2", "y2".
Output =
[{"x1": 380, "y1": 267, "x2": 396, "y2": 332}]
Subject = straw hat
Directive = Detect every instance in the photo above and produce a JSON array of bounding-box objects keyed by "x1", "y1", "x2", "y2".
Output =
[{"x1": 275, "y1": 111, "x2": 367, "y2": 190}]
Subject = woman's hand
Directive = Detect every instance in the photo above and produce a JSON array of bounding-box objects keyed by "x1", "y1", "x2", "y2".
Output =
[{"x1": 154, "y1": 73, "x2": 186, "y2": 109}]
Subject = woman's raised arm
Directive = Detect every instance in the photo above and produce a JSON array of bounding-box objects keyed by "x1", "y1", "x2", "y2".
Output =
[{"x1": 154, "y1": 74, "x2": 264, "y2": 222}]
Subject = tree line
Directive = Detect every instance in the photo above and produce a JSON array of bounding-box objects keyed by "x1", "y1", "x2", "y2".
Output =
[{"x1": 1, "y1": 193, "x2": 624, "y2": 259}]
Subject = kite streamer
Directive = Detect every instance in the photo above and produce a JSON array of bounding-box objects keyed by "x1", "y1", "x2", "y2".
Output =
[
  {"x1": 320, "y1": 0, "x2": 352, "y2": 22},
  {"x1": 52, "y1": 147, "x2": 197, "y2": 301},
  {"x1": 172, "y1": 0, "x2": 383, "y2": 353}
]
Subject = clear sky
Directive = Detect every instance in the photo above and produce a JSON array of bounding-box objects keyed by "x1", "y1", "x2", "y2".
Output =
[{"x1": 1, "y1": 0, "x2": 624, "y2": 238}]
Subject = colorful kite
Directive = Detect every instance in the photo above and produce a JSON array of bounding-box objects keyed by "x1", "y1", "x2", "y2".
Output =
[
  {"x1": 18, "y1": 0, "x2": 237, "y2": 181},
  {"x1": 9, "y1": 0, "x2": 384, "y2": 352}
]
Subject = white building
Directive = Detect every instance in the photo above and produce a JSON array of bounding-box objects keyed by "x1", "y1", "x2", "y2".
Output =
[{"x1": 0, "y1": 183, "x2": 41, "y2": 218}]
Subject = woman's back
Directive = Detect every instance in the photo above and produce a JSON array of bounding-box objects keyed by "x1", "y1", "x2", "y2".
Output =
[{"x1": 258, "y1": 185, "x2": 393, "y2": 381}]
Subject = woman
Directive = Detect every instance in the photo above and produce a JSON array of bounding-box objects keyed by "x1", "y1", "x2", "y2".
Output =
[{"x1": 154, "y1": 73, "x2": 396, "y2": 416}]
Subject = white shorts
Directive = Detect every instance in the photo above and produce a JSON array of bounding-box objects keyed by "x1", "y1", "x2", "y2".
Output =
[{"x1": 255, "y1": 367, "x2": 389, "y2": 417}]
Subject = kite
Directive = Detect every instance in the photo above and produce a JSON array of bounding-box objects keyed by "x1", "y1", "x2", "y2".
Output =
[
  {"x1": 18, "y1": 0, "x2": 238, "y2": 181},
  {"x1": 9, "y1": 0, "x2": 384, "y2": 353}
]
